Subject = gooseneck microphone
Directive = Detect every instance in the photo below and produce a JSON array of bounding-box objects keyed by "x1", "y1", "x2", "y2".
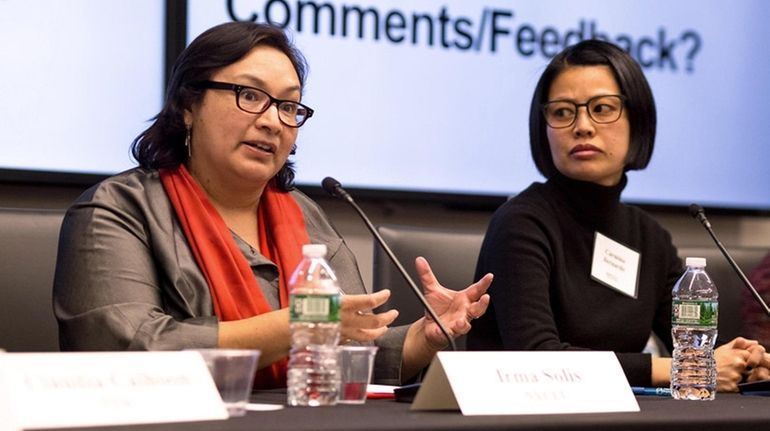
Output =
[
  {"x1": 322, "y1": 177, "x2": 457, "y2": 351},
  {"x1": 689, "y1": 203, "x2": 770, "y2": 317}
]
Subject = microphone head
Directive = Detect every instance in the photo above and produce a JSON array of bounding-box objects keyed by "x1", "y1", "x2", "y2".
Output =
[
  {"x1": 689, "y1": 203, "x2": 705, "y2": 219},
  {"x1": 322, "y1": 176, "x2": 343, "y2": 198}
]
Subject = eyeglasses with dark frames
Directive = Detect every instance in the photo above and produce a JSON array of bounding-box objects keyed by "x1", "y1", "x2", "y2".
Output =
[
  {"x1": 542, "y1": 94, "x2": 626, "y2": 129},
  {"x1": 193, "y1": 80, "x2": 314, "y2": 128}
]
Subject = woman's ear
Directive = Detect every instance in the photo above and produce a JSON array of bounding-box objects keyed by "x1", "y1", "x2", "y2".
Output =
[{"x1": 183, "y1": 109, "x2": 193, "y2": 129}]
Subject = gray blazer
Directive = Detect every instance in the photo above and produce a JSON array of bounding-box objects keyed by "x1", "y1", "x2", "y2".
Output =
[{"x1": 53, "y1": 168, "x2": 406, "y2": 384}]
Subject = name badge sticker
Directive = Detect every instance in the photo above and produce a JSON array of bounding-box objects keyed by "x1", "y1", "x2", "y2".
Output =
[{"x1": 591, "y1": 232, "x2": 640, "y2": 298}]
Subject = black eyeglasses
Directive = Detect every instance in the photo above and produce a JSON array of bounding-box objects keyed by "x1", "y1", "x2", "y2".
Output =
[
  {"x1": 542, "y1": 94, "x2": 625, "y2": 129},
  {"x1": 193, "y1": 80, "x2": 314, "y2": 128}
]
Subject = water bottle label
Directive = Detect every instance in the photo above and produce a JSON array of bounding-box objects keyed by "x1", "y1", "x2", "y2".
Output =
[
  {"x1": 672, "y1": 300, "x2": 718, "y2": 326},
  {"x1": 290, "y1": 294, "x2": 341, "y2": 322}
]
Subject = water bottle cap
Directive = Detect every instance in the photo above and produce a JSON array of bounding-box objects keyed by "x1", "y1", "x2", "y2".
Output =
[
  {"x1": 302, "y1": 244, "x2": 327, "y2": 258},
  {"x1": 685, "y1": 257, "x2": 707, "y2": 268}
]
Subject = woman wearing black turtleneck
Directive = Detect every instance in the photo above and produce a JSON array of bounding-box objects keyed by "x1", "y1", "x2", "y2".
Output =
[{"x1": 466, "y1": 40, "x2": 770, "y2": 390}]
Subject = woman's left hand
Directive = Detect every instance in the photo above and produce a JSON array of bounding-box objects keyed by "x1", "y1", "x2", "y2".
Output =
[
  {"x1": 415, "y1": 256, "x2": 492, "y2": 350},
  {"x1": 715, "y1": 337, "x2": 768, "y2": 391},
  {"x1": 744, "y1": 344, "x2": 770, "y2": 383}
]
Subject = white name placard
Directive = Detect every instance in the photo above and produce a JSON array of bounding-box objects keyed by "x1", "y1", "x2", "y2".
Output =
[
  {"x1": 0, "y1": 352, "x2": 21, "y2": 431},
  {"x1": 411, "y1": 351, "x2": 639, "y2": 416},
  {"x1": 1, "y1": 351, "x2": 228, "y2": 429}
]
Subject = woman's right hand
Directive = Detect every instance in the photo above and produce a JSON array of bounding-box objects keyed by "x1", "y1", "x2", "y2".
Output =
[
  {"x1": 715, "y1": 337, "x2": 765, "y2": 392},
  {"x1": 339, "y1": 289, "x2": 398, "y2": 343}
]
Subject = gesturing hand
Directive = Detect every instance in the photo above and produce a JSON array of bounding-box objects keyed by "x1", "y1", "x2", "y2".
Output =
[
  {"x1": 339, "y1": 290, "x2": 398, "y2": 343},
  {"x1": 414, "y1": 256, "x2": 492, "y2": 349}
]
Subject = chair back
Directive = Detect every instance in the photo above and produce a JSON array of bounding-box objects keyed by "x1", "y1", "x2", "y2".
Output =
[{"x1": 0, "y1": 207, "x2": 65, "y2": 351}]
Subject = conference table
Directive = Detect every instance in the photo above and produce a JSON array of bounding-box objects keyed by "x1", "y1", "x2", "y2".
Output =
[{"x1": 61, "y1": 389, "x2": 770, "y2": 431}]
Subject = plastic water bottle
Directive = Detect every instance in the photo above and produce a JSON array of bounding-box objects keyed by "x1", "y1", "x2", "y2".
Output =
[
  {"x1": 287, "y1": 244, "x2": 342, "y2": 406},
  {"x1": 670, "y1": 257, "x2": 718, "y2": 400}
]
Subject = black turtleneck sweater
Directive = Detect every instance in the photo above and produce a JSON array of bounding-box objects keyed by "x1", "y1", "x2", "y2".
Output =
[{"x1": 467, "y1": 173, "x2": 683, "y2": 386}]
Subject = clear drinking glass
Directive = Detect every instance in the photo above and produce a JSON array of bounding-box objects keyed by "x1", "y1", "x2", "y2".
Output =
[
  {"x1": 337, "y1": 346, "x2": 378, "y2": 404},
  {"x1": 194, "y1": 349, "x2": 260, "y2": 417}
]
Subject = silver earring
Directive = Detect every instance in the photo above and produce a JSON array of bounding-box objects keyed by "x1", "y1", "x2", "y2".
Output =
[{"x1": 185, "y1": 128, "x2": 192, "y2": 158}]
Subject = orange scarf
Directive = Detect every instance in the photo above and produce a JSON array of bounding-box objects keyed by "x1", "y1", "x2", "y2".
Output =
[{"x1": 160, "y1": 165, "x2": 309, "y2": 388}]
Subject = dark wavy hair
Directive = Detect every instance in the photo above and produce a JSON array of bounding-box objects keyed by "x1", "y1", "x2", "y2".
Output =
[
  {"x1": 131, "y1": 22, "x2": 308, "y2": 191},
  {"x1": 529, "y1": 39, "x2": 656, "y2": 179}
]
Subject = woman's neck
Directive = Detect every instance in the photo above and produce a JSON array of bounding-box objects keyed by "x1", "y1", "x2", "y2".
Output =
[
  {"x1": 187, "y1": 162, "x2": 265, "y2": 210},
  {"x1": 186, "y1": 163, "x2": 265, "y2": 248}
]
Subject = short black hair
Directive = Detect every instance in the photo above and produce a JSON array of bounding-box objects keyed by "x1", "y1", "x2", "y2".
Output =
[
  {"x1": 528, "y1": 39, "x2": 656, "y2": 179},
  {"x1": 131, "y1": 22, "x2": 308, "y2": 191}
]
